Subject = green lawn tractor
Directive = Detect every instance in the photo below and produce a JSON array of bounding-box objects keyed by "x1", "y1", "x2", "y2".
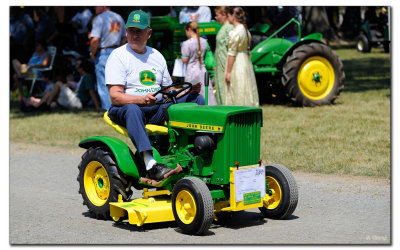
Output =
[
  {"x1": 77, "y1": 79, "x2": 298, "y2": 235},
  {"x1": 250, "y1": 18, "x2": 345, "y2": 106}
]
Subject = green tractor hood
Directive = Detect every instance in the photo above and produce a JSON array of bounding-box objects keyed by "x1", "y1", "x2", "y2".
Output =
[{"x1": 167, "y1": 103, "x2": 262, "y2": 133}]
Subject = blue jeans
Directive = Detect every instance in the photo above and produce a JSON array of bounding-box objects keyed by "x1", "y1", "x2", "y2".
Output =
[
  {"x1": 95, "y1": 48, "x2": 114, "y2": 110},
  {"x1": 108, "y1": 94, "x2": 204, "y2": 153}
]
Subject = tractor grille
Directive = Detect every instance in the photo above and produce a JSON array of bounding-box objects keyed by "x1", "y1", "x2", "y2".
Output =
[{"x1": 226, "y1": 112, "x2": 261, "y2": 167}]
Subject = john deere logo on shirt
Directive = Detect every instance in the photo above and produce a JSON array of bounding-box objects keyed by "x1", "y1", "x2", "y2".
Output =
[
  {"x1": 133, "y1": 14, "x2": 140, "y2": 22},
  {"x1": 140, "y1": 71, "x2": 156, "y2": 86}
]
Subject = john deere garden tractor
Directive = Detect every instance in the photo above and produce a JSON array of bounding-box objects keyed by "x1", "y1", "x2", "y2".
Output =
[{"x1": 77, "y1": 78, "x2": 298, "y2": 235}]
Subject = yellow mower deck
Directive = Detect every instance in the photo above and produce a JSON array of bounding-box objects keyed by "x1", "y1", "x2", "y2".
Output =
[
  {"x1": 109, "y1": 165, "x2": 274, "y2": 227},
  {"x1": 110, "y1": 189, "x2": 174, "y2": 226}
]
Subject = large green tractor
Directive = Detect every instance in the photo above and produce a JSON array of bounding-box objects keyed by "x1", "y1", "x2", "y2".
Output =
[
  {"x1": 77, "y1": 80, "x2": 298, "y2": 235},
  {"x1": 148, "y1": 16, "x2": 344, "y2": 107}
]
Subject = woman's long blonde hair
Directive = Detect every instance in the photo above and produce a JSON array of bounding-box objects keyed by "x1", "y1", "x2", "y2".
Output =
[{"x1": 185, "y1": 21, "x2": 202, "y2": 66}]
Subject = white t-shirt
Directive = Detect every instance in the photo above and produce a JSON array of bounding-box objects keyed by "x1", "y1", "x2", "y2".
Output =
[
  {"x1": 105, "y1": 44, "x2": 172, "y2": 101},
  {"x1": 179, "y1": 7, "x2": 212, "y2": 24},
  {"x1": 90, "y1": 10, "x2": 125, "y2": 48}
]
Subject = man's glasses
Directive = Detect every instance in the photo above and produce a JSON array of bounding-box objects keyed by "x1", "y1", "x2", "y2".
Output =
[{"x1": 127, "y1": 28, "x2": 147, "y2": 35}]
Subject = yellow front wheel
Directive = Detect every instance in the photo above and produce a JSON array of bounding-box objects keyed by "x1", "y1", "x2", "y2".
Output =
[
  {"x1": 78, "y1": 146, "x2": 132, "y2": 220},
  {"x1": 260, "y1": 164, "x2": 298, "y2": 220},
  {"x1": 172, "y1": 177, "x2": 213, "y2": 235},
  {"x1": 264, "y1": 176, "x2": 282, "y2": 210}
]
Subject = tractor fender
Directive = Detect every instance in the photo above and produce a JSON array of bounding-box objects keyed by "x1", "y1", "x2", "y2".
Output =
[
  {"x1": 250, "y1": 33, "x2": 322, "y2": 68},
  {"x1": 79, "y1": 136, "x2": 141, "y2": 179},
  {"x1": 251, "y1": 37, "x2": 294, "y2": 66},
  {"x1": 278, "y1": 33, "x2": 323, "y2": 69}
]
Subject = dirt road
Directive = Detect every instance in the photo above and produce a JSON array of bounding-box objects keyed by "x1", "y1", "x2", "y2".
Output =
[{"x1": 9, "y1": 143, "x2": 391, "y2": 244}]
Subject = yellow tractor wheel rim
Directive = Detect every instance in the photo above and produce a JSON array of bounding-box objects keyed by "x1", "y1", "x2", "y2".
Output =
[
  {"x1": 84, "y1": 161, "x2": 110, "y2": 206},
  {"x1": 297, "y1": 56, "x2": 335, "y2": 100},
  {"x1": 264, "y1": 176, "x2": 282, "y2": 210},
  {"x1": 175, "y1": 190, "x2": 197, "y2": 224}
]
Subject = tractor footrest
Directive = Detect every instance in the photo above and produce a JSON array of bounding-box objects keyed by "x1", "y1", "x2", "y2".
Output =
[
  {"x1": 139, "y1": 164, "x2": 183, "y2": 187},
  {"x1": 110, "y1": 197, "x2": 175, "y2": 226}
]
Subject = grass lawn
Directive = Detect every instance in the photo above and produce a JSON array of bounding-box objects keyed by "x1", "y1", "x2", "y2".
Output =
[{"x1": 9, "y1": 48, "x2": 391, "y2": 178}]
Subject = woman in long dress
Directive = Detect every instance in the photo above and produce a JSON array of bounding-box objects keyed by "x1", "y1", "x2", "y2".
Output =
[
  {"x1": 225, "y1": 7, "x2": 259, "y2": 107},
  {"x1": 214, "y1": 6, "x2": 234, "y2": 105},
  {"x1": 181, "y1": 21, "x2": 217, "y2": 105}
]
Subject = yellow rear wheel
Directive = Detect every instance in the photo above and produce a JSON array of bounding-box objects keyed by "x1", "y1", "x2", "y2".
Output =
[
  {"x1": 84, "y1": 161, "x2": 110, "y2": 206},
  {"x1": 78, "y1": 146, "x2": 132, "y2": 220},
  {"x1": 282, "y1": 42, "x2": 344, "y2": 106},
  {"x1": 297, "y1": 56, "x2": 335, "y2": 101}
]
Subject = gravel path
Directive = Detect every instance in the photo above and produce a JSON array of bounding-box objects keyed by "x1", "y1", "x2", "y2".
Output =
[{"x1": 9, "y1": 143, "x2": 391, "y2": 245}]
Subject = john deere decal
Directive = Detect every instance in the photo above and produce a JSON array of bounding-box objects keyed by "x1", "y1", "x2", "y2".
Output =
[
  {"x1": 140, "y1": 71, "x2": 156, "y2": 86},
  {"x1": 133, "y1": 14, "x2": 140, "y2": 22}
]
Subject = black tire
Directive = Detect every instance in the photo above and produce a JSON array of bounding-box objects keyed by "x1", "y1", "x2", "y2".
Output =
[
  {"x1": 282, "y1": 42, "x2": 345, "y2": 106},
  {"x1": 259, "y1": 164, "x2": 298, "y2": 219},
  {"x1": 77, "y1": 146, "x2": 133, "y2": 220},
  {"x1": 356, "y1": 34, "x2": 371, "y2": 53},
  {"x1": 172, "y1": 177, "x2": 214, "y2": 235}
]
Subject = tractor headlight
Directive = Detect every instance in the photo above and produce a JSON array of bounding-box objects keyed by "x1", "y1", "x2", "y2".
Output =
[{"x1": 194, "y1": 135, "x2": 215, "y2": 154}]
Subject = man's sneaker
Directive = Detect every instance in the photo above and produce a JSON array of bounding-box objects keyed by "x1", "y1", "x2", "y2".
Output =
[{"x1": 146, "y1": 163, "x2": 173, "y2": 181}]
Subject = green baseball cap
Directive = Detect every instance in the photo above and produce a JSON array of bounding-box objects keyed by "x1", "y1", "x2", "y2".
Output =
[{"x1": 125, "y1": 10, "x2": 150, "y2": 29}]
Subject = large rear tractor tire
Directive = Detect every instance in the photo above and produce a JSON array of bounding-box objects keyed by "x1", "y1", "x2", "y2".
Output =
[
  {"x1": 172, "y1": 177, "x2": 214, "y2": 235},
  {"x1": 259, "y1": 164, "x2": 298, "y2": 219},
  {"x1": 282, "y1": 42, "x2": 345, "y2": 106},
  {"x1": 77, "y1": 146, "x2": 133, "y2": 220}
]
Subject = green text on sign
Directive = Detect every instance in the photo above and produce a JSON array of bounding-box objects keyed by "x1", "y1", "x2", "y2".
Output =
[{"x1": 243, "y1": 191, "x2": 261, "y2": 205}]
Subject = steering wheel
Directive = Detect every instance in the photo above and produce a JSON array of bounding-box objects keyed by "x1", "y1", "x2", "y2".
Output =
[{"x1": 154, "y1": 82, "x2": 192, "y2": 104}]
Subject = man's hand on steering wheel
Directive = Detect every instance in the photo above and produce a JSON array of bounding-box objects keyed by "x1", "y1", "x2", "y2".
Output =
[
  {"x1": 154, "y1": 82, "x2": 193, "y2": 104},
  {"x1": 143, "y1": 93, "x2": 157, "y2": 106}
]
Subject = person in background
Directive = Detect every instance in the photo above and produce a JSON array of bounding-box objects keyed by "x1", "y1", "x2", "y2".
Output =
[
  {"x1": 10, "y1": 6, "x2": 35, "y2": 62},
  {"x1": 181, "y1": 21, "x2": 217, "y2": 105},
  {"x1": 10, "y1": 6, "x2": 35, "y2": 93},
  {"x1": 70, "y1": 7, "x2": 93, "y2": 56},
  {"x1": 90, "y1": 6, "x2": 126, "y2": 110},
  {"x1": 65, "y1": 73, "x2": 78, "y2": 90},
  {"x1": 28, "y1": 59, "x2": 101, "y2": 111},
  {"x1": 12, "y1": 39, "x2": 51, "y2": 106},
  {"x1": 34, "y1": 7, "x2": 58, "y2": 45},
  {"x1": 28, "y1": 70, "x2": 55, "y2": 108},
  {"x1": 179, "y1": 6, "x2": 211, "y2": 24},
  {"x1": 213, "y1": 6, "x2": 234, "y2": 105},
  {"x1": 225, "y1": 7, "x2": 259, "y2": 107}
]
